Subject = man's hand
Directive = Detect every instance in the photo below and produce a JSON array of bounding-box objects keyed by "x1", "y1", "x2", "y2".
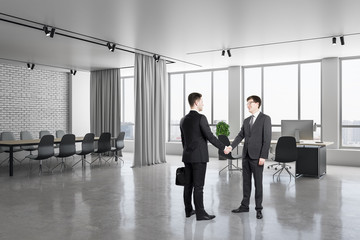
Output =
[
  {"x1": 224, "y1": 146, "x2": 232, "y2": 154},
  {"x1": 258, "y1": 158, "x2": 265, "y2": 166}
]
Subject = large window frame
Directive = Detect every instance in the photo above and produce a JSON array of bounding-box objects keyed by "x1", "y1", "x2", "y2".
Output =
[
  {"x1": 242, "y1": 60, "x2": 322, "y2": 140},
  {"x1": 340, "y1": 57, "x2": 360, "y2": 148},
  {"x1": 168, "y1": 68, "x2": 229, "y2": 142},
  {"x1": 121, "y1": 76, "x2": 135, "y2": 140}
]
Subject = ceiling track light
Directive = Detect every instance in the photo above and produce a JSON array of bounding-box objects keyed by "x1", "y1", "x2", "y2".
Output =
[
  {"x1": 43, "y1": 25, "x2": 56, "y2": 38},
  {"x1": 27, "y1": 63, "x2": 35, "y2": 70},
  {"x1": 107, "y1": 42, "x2": 116, "y2": 52},
  {"x1": 70, "y1": 69, "x2": 77, "y2": 76},
  {"x1": 221, "y1": 50, "x2": 225, "y2": 56},
  {"x1": 153, "y1": 54, "x2": 160, "y2": 62},
  {"x1": 227, "y1": 49, "x2": 231, "y2": 57},
  {"x1": 332, "y1": 37, "x2": 337, "y2": 45},
  {"x1": 340, "y1": 36, "x2": 345, "y2": 45}
]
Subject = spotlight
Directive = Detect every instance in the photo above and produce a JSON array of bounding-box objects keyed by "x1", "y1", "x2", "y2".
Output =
[
  {"x1": 332, "y1": 37, "x2": 337, "y2": 45},
  {"x1": 221, "y1": 50, "x2": 225, "y2": 56},
  {"x1": 43, "y1": 25, "x2": 55, "y2": 38},
  {"x1": 107, "y1": 42, "x2": 116, "y2": 52},
  {"x1": 70, "y1": 70, "x2": 77, "y2": 76},
  {"x1": 340, "y1": 36, "x2": 345, "y2": 45},
  {"x1": 153, "y1": 54, "x2": 160, "y2": 62},
  {"x1": 227, "y1": 49, "x2": 231, "y2": 57},
  {"x1": 27, "y1": 63, "x2": 35, "y2": 70}
]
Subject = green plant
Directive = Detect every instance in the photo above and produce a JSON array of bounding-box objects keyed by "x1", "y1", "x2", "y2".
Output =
[{"x1": 216, "y1": 121, "x2": 230, "y2": 137}]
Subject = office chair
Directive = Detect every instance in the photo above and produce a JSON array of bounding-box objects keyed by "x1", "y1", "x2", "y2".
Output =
[
  {"x1": 91, "y1": 132, "x2": 111, "y2": 166},
  {"x1": 52, "y1": 134, "x2": 76, "y2": 172},
  {"x1": 272, "y1": 136, "x2": 298, "y2": 180},
  {"x1": 20, "y1": 131, "x2": 38, "y2": 163},
  {"x1": 0, "y1": 131, "x2": 23, "y2": 166},
  {"x1": 39, "y1": 130, "x2": 51, "y2": 138},
  {"x1": 56, "y1": 130, "x2": 66, "y2": 139},
  {"x1": 107, "y1": 132, "x2": 125, "y2": 166},
  {"x1": 218, "y1": 135, "x2": 242, "y2": 175},
  {"x1": 27, "y1": 135, "x2": 54, "y2": 175},
  {"x1": 72, "y1": 133, "x2": 95, "y2": 168}
]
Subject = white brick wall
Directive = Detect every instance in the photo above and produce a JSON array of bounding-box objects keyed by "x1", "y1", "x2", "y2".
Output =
[{"x1": 0, "y1": 63, "x2": 69, "y2": 139}]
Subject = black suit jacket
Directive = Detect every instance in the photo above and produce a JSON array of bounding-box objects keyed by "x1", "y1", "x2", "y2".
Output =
[
  {"x1": 180, "y1": 111, "x2": 225, "y2": 163},
  {"x1": 231, "y1": 112, "x2": 272, "y2": 159}
]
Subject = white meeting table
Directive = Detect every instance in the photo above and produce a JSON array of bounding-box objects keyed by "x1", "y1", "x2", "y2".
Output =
[{"x1": 0, "y1": 137, "x2": 99, "y2": 176}]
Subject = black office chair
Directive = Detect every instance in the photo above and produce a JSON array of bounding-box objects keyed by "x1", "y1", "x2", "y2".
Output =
[
  {"x1": 91, "y1": 132, "x2": 111, "y2": 166},
  {"x1": 107, "y1": 132, "x2": 125, "y2": 166},
  {"x1": 272, "y1": 136, "x2": 298, "y2": 180},
  {"x1": 72, "y1": 133, "x2": 95, "y2": 168},
  {"x1": 218, "y1": 135, "x2": 242, "y2": 175},
  {"x1": 27, "y1": 135, "x2": 54, "y2": 175},
  {"x1": 0, "y1": 131, "x2": 23, "y2": 166},
  {"x1": 52, "y1": 134, "x2": 76, "y2": 172}
]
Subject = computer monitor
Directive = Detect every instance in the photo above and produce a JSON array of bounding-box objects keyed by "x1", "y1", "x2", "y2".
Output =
[{"x1": 281, "y1": 120, "x2": 314, "y2": 142}]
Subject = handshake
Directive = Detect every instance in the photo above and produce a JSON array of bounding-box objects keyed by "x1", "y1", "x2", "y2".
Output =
[{"x1": 224, "y1": 146, "x2": 232, "y2": 155}]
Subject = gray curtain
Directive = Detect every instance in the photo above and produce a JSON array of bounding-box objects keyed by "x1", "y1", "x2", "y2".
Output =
[
  {"x1": 90, "y1": 69, "x2": 121, "y2": 138},
  {"x1": 133, "y1": 53, "x2": 167, "y2": 167}
]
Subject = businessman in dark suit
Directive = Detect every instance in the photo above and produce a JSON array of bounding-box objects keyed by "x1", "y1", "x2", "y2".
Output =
[
  {"x1": 227, "y1": 95, "x2": 271, "y2": 219},
  {"x1": 180, "y1": 92, "x2": 227, "y2": 221}
]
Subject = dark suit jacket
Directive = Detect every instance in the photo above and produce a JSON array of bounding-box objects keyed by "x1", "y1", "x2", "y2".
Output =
[
  {"x1": 231, "y1": 112, "x2": 272, "y2": 160},
  {"x1": 180, "y1": 111, "x2": 225, "y2": 163}
]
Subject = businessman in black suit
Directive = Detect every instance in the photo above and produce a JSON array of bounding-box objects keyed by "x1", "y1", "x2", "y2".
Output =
[
  {"x1": 180, "y1": 92, "x2": 227, "y2": 221},
  {"x1": 227, "y1": 95, "x2": 271, "y2": 219}
]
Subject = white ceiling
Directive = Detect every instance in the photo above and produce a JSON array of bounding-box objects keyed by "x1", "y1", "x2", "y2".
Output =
[{"x1": 1, "y1": 0, "x2": 360, "y2": 73}]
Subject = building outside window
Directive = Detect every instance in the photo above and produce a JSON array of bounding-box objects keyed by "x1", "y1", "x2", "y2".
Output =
[{"x1": 341, "y1": 58, "x2": 360, "y2": 148}]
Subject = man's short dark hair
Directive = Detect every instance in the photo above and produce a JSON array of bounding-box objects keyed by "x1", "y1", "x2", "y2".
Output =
[
  {"x1": 188, "y1": 92, "x2": 202, "y2": 107},
  {"x1": 247, "y1": 95, "x2": 262, "y2": 108}
]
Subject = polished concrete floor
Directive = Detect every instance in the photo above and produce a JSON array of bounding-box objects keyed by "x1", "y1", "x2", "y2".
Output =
[{"x1": 0, "y1": 153, "x2": 359, "y2": 240}]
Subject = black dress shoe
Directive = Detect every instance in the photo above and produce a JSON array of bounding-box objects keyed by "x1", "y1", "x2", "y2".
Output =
[
  {"x1": 231, "y1": 207, "x2": 249, "y2": 213},
  {"x1": 256, "y1": 211, "x2": 263, "y2": 219},
  {"x1": 196, "y1": 214, "x2": 216, "y2": 221},
  {"x1": 186, "y1": 210, "x2": 196, "y2": 218}
]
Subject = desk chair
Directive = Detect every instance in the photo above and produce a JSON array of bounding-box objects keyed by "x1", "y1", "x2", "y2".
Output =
[
  {"x1": 20, "y1": 131, "x2": 38, "y2": 154},
  {"x1": 39, "y1": 130, "x2": 51, "y2": 138},
  {"x1": 0, "y1": 132, "x2": 23, "y2": 166},
  {"x1": 107, "y1": 132, "x2": 125, "y2": 166},
  {"x1": 91, "y1": 132, "x2": 111, "y2": 166},
  {"x1": 56, "y1": 130, "x2": 65, "y2": 138},
  {"x1": 52, "y1": 134, "x2": 76, "y2": 172},
  {"x1": 218, "y1": 135, "x2": 242, "y2": 175},
  {"x1": 272, "y1": 136, "x2": 298, "y2": 180},
  {"x1": 27, "y1": 135, "x2": 54, "y2": 175},
  {"x1": 72, "y1": 133, "x2": 95, "y2": 168}
]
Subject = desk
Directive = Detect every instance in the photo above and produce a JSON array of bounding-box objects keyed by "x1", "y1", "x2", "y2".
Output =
[
  {"x1": 271, "y1": 140, "x2": 333, "y2": 178},
  {"x1": 0, "y1": 137, "x2": 99, "y2": 176}
]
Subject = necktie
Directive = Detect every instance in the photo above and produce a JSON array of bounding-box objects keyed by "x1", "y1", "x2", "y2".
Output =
[{"x1": 249, "y1": 115, "x2": 254, "y2": 129}]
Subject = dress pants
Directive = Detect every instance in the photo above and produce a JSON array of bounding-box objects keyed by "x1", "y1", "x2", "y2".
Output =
[
  {"x1": 183, "y1": 162, "x2": 207, "y2": 216},
  {"x1": 240, "y1": 154, "x2": 264, "y2": 211}
]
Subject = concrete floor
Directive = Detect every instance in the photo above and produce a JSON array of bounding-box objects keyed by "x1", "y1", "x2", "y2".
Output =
[{"x1": 0, "y1": 153, "x2": 359, "y2": 240}]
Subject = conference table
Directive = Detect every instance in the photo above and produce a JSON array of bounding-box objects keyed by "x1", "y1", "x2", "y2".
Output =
[{"x1": 0, "y1": 136, "x2": 99, "y2": 177}]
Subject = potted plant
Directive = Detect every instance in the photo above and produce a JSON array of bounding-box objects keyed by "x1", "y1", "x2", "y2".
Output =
[{"x1": 216, "y1": 121, "x2": 230, "y2": 160}]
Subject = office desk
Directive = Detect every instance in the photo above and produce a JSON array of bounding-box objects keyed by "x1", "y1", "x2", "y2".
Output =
[
  {"x1": 0, "y1": 137, "x2": 99, "y2": 177},
  {"x1": 271, "y1": 140, "x2": 333, "y2": 178}
]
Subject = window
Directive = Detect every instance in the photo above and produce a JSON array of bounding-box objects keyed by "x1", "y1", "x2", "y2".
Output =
[
  {"x1": 121, "y1": 77, "x2": 135, "y2": 140},
  {"x1": 341, "y1": 58, "x2": 360, "y2": 147},
  {"x1": 243, "y1": 62, "x2": 321, "y2": 140},
  {"x1": 169, "y1": 69, "x2": 229, "y2": 141}
]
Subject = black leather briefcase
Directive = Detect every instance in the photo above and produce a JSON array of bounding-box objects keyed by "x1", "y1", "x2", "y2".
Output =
[{"x1": 175, "y1": 167, "x2": 187, "y2": 186}]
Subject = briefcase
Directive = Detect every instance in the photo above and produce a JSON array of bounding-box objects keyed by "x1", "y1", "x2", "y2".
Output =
[{"x1": 175, "y1": 167, "x2": 187, "y2": 186}]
